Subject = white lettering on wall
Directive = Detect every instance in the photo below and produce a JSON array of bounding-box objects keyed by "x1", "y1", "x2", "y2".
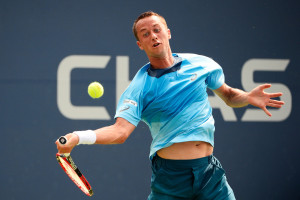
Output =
[
  {"x1": 116, "y1": 56, "x2": 131, "y2": 106},
  {"x1": 57, "y1": 55, "x2": 111, "y2": 120},
  {"x1": 57, "y1": 56, "x2": 292, "y2": 122},
  {"x1": 241, "y1": 59, "x2": 291, "y2": 122}
]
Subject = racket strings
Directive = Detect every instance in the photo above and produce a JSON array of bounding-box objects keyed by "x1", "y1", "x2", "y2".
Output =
[{"x1": 56, "y1": 154, "x2": 93, "y2": 196}]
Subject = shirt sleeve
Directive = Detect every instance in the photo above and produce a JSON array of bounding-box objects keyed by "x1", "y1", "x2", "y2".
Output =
[
  {"x1": 114, "y1": 70, "x2": 145, "y2": 127},
  {"x1": 114, "y1": 93, "x2": 142, "y2": 127},
  {"x1": 205, "y1": 58, "x2": 225, "y2": 90}
]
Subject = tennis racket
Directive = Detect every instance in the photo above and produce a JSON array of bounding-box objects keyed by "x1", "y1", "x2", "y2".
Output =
[{"x1": 56, "y1": 136, "x2": 94, "y2": 196}]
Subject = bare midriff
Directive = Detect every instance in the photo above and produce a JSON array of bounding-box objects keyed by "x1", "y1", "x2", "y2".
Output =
[{"x1": 157, "y1": 141, "x2": 213, "y2": 160}]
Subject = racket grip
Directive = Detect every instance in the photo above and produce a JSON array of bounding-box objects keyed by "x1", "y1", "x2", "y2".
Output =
[{"x1": 58, "y1": 136, "x2": 70, "y2": 157}]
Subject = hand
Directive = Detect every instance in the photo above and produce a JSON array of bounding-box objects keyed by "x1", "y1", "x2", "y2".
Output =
[
  {"x1": 248, "y1": 84, "x2": 285, "y2": 116},
  {"x1": 55, "y1": 133, "x2": 79, "y2": 154}
]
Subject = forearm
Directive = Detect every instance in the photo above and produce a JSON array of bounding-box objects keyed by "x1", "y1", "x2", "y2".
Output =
[
  {"x1": 94, "y1": 117, "x2": 135, "y2": 144},
  {"x1": 67, "y1": 126, "x2": 126, "y2": 146},
  {"x1": 224, "y1": 87, "x2": 249, "y2": 107},
  {"x1": 214, "y1": 84, "x2": 249, "y2": 108},
  {"x1": 94, "y1": 124, "x2": 129, "y2": 145},
  {"x1": 72, "y1": 118, "x2": 134, "y2": 146},
  {"x1": 56, "y1": 118, "x2": 135, "y2": 154},
  {"x1": 215, "y1": 83, "x2": 285, "y2": 116}
]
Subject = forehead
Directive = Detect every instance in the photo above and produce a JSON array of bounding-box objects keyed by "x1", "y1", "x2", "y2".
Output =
[{"x1": 136, "y1": 16, "x2": 166, "y2": 31}]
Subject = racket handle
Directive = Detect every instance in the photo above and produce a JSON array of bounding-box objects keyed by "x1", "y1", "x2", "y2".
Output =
[
  {"x1": 58, "y1": 136, "x2": 70, "y2": 156},
  {"x1": 59, "y1": 136, "x2": 68, "y2": 145}
]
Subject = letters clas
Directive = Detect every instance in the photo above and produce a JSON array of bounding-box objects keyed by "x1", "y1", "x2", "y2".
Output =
[{"x1": 57, "y1": 56, "x2": 291, "y2": 122}]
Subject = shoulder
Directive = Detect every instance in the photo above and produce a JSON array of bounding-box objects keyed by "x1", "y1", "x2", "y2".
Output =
[
  {"x1": 175, "y1": 53, "x2": 218, "y2": 64},
  {"x1": 128, "y1": 63, "x2": 150, "y2": 84},
  {"x1": 175, "y1": 53, "x2": 210, "y2": 60},
  {"x1": 135, "y1": 63, "x2": 150, "y2": 78},
  {"x1": 123, "y1": 63, "x2": 150, "y2": 94},
  {"x1": 175, "y1": 53, "x2": 222, "y2": 69}
]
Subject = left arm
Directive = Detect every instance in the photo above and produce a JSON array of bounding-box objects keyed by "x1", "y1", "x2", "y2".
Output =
[{"x1": 213, "y1": 83, "x2": 285, "y2": 116}]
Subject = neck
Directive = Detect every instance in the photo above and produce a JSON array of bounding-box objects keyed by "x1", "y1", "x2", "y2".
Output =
[{"x1": 148, "y1": 49, "x2": 174, "y2": 69}]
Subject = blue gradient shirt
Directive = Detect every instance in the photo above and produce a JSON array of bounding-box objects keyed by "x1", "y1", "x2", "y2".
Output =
[{"x1": 115, "y1": 53, "x2": 224, "y2": 159}]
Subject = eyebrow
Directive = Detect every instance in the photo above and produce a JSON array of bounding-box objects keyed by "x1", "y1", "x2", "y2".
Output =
[{"x1": 139, "y1": 24, "x2": 160, "y2": 33}]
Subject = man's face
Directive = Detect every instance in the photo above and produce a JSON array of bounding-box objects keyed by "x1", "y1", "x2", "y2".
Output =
[{"x1": 135, "y1": 16, "x2": 171, "y2": 59}]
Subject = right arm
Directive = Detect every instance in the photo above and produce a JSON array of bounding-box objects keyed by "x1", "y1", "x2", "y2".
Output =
[
  {"x1": 55, "y1": 117, "x2": 136, "y2": 154},
  {"x1": 94, "y1": 117, "x2": 136, "y2": 144}
]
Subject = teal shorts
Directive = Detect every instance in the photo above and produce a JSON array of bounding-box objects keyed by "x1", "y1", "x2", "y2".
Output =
[{"x1": 148, "y1": 155, "x2": 235, "y2": 200}]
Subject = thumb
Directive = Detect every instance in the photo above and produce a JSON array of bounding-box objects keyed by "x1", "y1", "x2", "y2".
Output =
[{"x1": 262, "y1": 106, "x2": 272, "y2": 117}]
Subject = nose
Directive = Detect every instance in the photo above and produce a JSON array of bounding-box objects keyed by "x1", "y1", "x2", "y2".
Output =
[{"x1": 151, "y1": 32, "x2": 157, "y2": 40}]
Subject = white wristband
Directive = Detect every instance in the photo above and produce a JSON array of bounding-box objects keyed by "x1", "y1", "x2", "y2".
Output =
[{"x1": 73, "y1": 130, "x2": 96, "y2": 145}]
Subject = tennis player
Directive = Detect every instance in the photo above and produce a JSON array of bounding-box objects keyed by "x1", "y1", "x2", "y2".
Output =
[{"x1": 56, "y1": 11, "x2": 284, "y2": 200}]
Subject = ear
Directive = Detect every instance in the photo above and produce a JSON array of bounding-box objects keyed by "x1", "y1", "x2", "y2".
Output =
[
  {"x1": 136, "y1": 41, "x2": 144, "y2": 50},
  {"x1": 168, "y1": 29, "x2": 171, "y2": 39}
]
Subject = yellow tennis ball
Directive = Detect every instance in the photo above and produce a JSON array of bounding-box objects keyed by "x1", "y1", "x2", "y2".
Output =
[{"x1": 88, "y1": 82, "x2": 104, "y2": 99}]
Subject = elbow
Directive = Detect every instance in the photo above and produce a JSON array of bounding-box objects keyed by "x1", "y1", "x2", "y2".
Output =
[
  {"x1": 115, "y1": 128, "x2": 130, "y2": 144},
  {"x1": 220, "y1": 96, "x2": 234, "y2": 107},
  {"x1": 117, "y1": 134, "x2": 128, "y2": 144},
  {"x1": 222, "y1": 97, "x2": 231, "y2": 107},
  {"x1": 112, "y1": 117, "x2": 135, "y2": 144}
]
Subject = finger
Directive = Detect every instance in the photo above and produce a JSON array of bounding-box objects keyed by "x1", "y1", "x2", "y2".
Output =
[
  {"x1": 55, "y1": 141, "x2": 61, "y2": 151},
  {"x1": 55, "y1": 136, "x2": 67, "y2": 152},
  {"x1": 55, "y1": 134, "x2": 72, "y2": 145},
  {"x1": 55, "y1": 138, "x2": 64, "y2": 149},
  {"x1": 262, "y1": 106, "x2": 272, "y2": 117},
  {"x1": 269, "y1": 99, "x2": 285, "y2": 105},
  {"x1": 65, "y1": 133, "x2": 74, "y2": 141},
  {"x1": 267, "y1": 103, "x2": 283, "y2": 108},
  {"x1": 268, "y1": 92, "x2": 283, "y2": 98}
]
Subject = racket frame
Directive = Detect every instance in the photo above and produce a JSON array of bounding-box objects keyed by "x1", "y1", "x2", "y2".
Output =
[{"x1": 56, "y1": 137, "x2": 93, "y2": 196}]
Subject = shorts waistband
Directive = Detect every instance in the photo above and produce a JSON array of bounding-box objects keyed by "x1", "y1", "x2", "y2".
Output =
[{"x1": 154, "y1": 154, "x2": 214, "y2": 168}]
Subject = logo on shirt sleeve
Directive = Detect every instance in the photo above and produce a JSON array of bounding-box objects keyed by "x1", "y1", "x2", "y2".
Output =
[
  {"x1": 123, "y1": 99, "x2": 137, "y2": 106},
  {"x1": 119, "y1": 105, "x2": 130, "y2": 112}
]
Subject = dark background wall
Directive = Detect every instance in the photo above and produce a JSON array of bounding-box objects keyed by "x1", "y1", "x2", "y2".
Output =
[{"x1": 0, "y1": 0, "x2": 299, "y2": 199}]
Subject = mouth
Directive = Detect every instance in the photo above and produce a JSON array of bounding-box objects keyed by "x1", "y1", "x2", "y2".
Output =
[{"x1": 153, "y1": 43, "x2": 161, "y2": 47}]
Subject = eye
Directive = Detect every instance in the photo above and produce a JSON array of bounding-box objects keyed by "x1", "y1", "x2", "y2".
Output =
[
  {"x1": 143, "y1": 32, "x2": 149, "y2": 37},
  {"x1": 154, "y1": 28, "x2": 160, "y2": 33}
]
